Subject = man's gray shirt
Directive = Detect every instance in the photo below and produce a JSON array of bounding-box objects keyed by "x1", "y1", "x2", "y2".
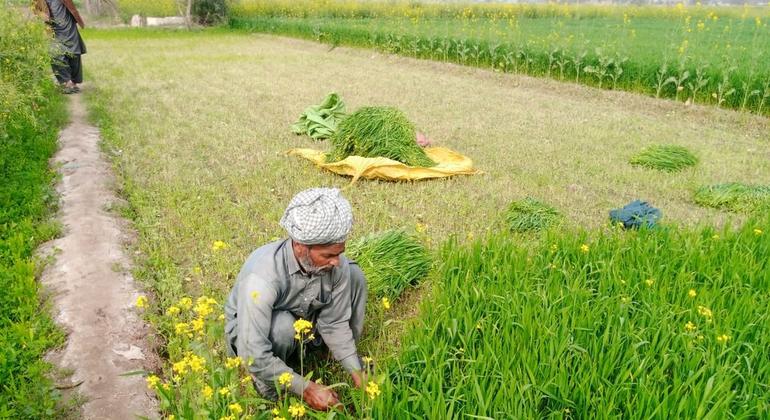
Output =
[{"x1": 225, "y1": 239, "x2": 362, "y2": 395}]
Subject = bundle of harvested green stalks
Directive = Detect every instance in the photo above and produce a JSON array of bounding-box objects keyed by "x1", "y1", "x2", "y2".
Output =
[
  {"x1": 506, "y1": 198, "x2": 562, "y2": 233},
  {"x1": 327, "y1": 106, "x2": 436, "y2": 167},
  {"x1": 629, "y1": 144, "x2": 698, "y2": 172},
  {"x1": 291, "y1": 92, "x2": 346, "y2": 140},
  {"x1": 694, "y1": 183, "x2": 770, "y2": 213},
  {"x1": 346, "y1": 230, "x2": 432, "y2": 300}
]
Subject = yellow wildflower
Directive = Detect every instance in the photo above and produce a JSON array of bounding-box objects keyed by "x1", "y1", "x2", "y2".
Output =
[
  {"x1": 135, "y1": 295, "x2": 148, "y2": 309},
  {"x1": 175, "y1": 322, "x2": 190, "y2": 337},
  {"x1": 365, "y1": 381, "x2": 381, "y2": 399},
  {"x1": 712, "y1": 234, "x2": 719, "y2": 240},
  {"x1": 382, "y1": 297, "x2": 391, "y2": 310},
  {"x1": 288, "y1": 402, "x2": 306, "y2": 417},
  {"x1": 620, "y1": 296, "x2": 630, "y2": 304},
  {"x1": 274, "y1": 417, "x2": 286, "y2": 420},
  {"x1": 212, "y1": 240, "x2": 229, "y2": 251},
  {"x1": 229, "y1": 403, "x2": 243, "y2": 415},
  {"x1": 550, "y1": 244, "x2": 558, "y2": 252},
  {"x1": 202, "y1": 385, "x2": 213, "y2": 399},
  {"x1": 218, "y1": 313, "x2": 225, "y2": 321},
  {"x1": 225, "y1": 357, "x2": 241, "y2": 369},
  {"x1": 194, "y1": 297, "x2": 215, "y2": 317},
  {"x1": 415, "y1": 223, "x2": 426, "y2": 233},
  {"x1": 219, "y1": 416, "x2": 234, "y2": 420},
  {"x1": 178, "y1": 297, "x2": 193, "y2": 310},
  {"x1": 172, "y1": 360, "x2": 188, "y2": 376},
  {"x1": 697, "y1": 305, "x2": 713, "y2": 320},
  {"x1": 219, "y1": 387, "x2": 231, "y2": 396},
  {"x1": 645, "y1": 278, "x2": 654, "y2": 287},
  {"x1": 716, "y1": 334, "x2": 731, "y2": 344},
  {"x1": 191, "y1": 317, "x2": 205, "y2": 334},
  {"x1": 241, "y1": 375, "x2": 252, "y2": 385},
  {"x1": 361, "y1": 356, "x2": 373, "y2": 365},
  {"x1": 754, "y1": 228, "x2": 763, "y2": 236},
  {"x1": 166, "y1": 306, "x2": 180, "y2": 316},
  {"x1": 272, "y1": 408, "x2": 280, "y2": 415},
  {"x1": 168, "y1": 415, "x2": 175, "y2": 420},
  {"x1": 187, "y1": 354, "x2": 205, "y2": 373},
  {"x1": 580, "y1": 244, "x2": 589, "y2": 253},
  {"x1": 688, "y1": 289, "x2": 697, "y2": 298},
  {"x1": 685, "y1": 321, "x2": 697, "y2": 332},
  {"x1": 146, "y1": 375, "x2": 160, "y2": 390},
  {"x1": 293, "y1": 319, "x2": 313, "y2": 339},
  {"x1": 278, "y1": 372, "x2": 293, "y2": 387}
]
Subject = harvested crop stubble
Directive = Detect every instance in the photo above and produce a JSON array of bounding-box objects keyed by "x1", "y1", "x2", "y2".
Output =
[
  {"x1": 327, "y1": 106, "x2": 436, "y2": 167},
  {"x1": 694, "y1": 183, "x2": 770, "y2": 213},
  {"x1": 629, "y1": 145, "x2": 698, "y2": 172},
  {"x1": 506, "y1": 198, "x2": 562, "y2": 233},
  {"x1": 291, "y1": 92, "x2": 346, "y2": 140},
  {"x1": 346, "y1": 230, "x2": 432, "y2": 300}
]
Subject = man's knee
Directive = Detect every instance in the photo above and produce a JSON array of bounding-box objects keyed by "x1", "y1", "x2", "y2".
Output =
[{"x1": 269, "y1": 310, "x2": 297, "y2": 361}]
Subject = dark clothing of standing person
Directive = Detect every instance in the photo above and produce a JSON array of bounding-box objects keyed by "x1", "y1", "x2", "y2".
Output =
[{"x1": 34, "y1": 0, "x2": 86, "y2": 91}]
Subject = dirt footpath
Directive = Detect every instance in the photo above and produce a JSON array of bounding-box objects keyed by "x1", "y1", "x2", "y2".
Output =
[{"x1": 40, "y1": 93, "x2": 158, "y2": 419}]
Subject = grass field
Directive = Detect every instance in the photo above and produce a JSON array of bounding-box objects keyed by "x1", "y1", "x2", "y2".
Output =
[
  {"x1": 82, "y1": 28, "x2": 770, "y2": 417},
  {"x1": 230, "y1": 1, "x2": 770, "y2": 115}
]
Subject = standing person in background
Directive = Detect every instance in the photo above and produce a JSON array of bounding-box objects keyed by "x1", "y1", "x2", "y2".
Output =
[{"x1": 33, "y1": 0, "x2": 86, "y2": 94}]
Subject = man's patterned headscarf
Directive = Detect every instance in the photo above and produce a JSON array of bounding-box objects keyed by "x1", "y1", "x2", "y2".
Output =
[{"x1": 280, "y1": 188, "x2": 353, "y2": 245}]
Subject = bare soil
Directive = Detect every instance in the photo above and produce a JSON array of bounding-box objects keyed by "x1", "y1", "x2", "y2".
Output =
[{"x1": 39, "y1": 93, "x2": 158, "y2": 419}]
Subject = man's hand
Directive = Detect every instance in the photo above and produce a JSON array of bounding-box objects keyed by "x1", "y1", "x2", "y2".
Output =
[
  {"x1": 302, "y1": 381, "x2": 339, "y2": 411},
  {"x1": 351, "y1": 370, "x2": 367, "y2": 389}
]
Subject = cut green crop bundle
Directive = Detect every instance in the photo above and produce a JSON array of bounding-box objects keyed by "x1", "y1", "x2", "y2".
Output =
[
  {"x1": 291, "y1": 92, "x2": 346, "y2": 140},
  {"x1": 327, "y1": 106, "x2": 436, "y2": 167},
  {"x1": 346, "y1": 230, "x2": 432, "y2": 300},
  {"x1": 629, "y1": 145, "x2": 698, "y2": 172},
  {"x1": 506, "y1": 198, "x2": 562, "y2": 233},
  {"x1": 694, "y1": 183, "x2": 770, "y2": 213}
]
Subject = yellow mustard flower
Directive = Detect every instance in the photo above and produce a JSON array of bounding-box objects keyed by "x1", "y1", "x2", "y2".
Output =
[
  {"x1": 361, "y1": 356, "x2": 373, "y2": 365},
  {"x1": 580, "y1": 244, "x2": 590, "y2": 253},
  {"x1": 187, "y1": 354, "x2": 205, "y2": 373},
  {"x1": 685, "y1": 321, "x2": 697, "y2": 332},
  {"x1": 202, "y1": 385, "x2": 213, "y2": 399},
  {"x1": 288, "y1": 402, "x2": 306, "y2": 418},
  {"x1": 754, "y1": 228, "x2": 763, "y2": 236},
  {"x1": 167, "y1": 416, "x2": 175, "y2": 420},
  {"x1": 146, "y1": 375, "x2": 160, "y2": 390},
  {"x1": 166, "y1": 306, "x2": 180, "y2": 316},
  {"x1": 178, "y1": 297, "x2": 193, "y2": 310},
  {"x1": 172, "y1": 360, "x2": 188, "y2": 376},
  {"x1": 293, "y1": 319, "x2": 313, "y2": 340},
  {"x1": 241, "y1": 376, "x2": 252, "y2": 385},
  {"x1": 225, "y1": 357, "x2": 241, "y2": 369},
  {"x1": 716, "y1": 334, "x2": 731, "y2": 344},
  {"x1": 271, "y1": 408, "x2": 280, "y2": 415},
  {"x1": 229, "y1": 403, "x2": 243, "y2": 415},
  {"x1": 218, "y1": 314, "x2": 225, "y2": 321},
  {"x1": 645, "y1": 278, "x2": 654, "y2": 287},
  {"x1": 278, "y1": 372, "x2": 293, "y2": 387},
  {"x1": 382, "y1": 297, "x2": 391, "y2": 310},
  {"x1": 135, "y1": 296, "x2": 148, "y2": 309},
  {"x1": 191, "y1": 317, "x2": 205, "y2": 334},
  {"x1": 688, "y1": 289, "x2": 697, "y2": 298},
  {"x1": 175, "y1": 322, "x2": 190, "y2": 336},
  {"x1": 212, "y1": 240, "x2": 229, "y2": 251},
  {"x1": 365, "y1": 381, "x2": 381, "y2": 399},
  {"x1": 697, "y1": 305, "x2": 713, "y2": 321},
  {"x1": 219, "y1": 387, "x2": 231, "y2": 396}
]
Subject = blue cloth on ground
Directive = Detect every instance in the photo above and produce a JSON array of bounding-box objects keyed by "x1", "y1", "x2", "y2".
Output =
[{"x1": 609, "y1": 200, "x2": 661, "y2": 229}]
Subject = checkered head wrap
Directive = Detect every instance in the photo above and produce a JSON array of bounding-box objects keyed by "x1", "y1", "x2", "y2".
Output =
[{"x1": 280, "y1": 188, "x2": 353, "y2": 245}]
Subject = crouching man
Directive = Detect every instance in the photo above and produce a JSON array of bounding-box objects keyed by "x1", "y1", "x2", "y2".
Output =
[{"x1": 224, "y1": 188, "x2": 367, "y2": 410}]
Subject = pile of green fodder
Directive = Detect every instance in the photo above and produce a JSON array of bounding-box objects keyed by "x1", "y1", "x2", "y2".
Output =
[
  {"x1": 291, "y1": 92, "x2": 346, "y2": 141},
  {"x1": 506, "y1": 198, "x2": 562, "y2": 233},
  {"x1": 629, "y1": 145, "x2": 698, "y2": 172},
  {"x1": 346, "y1": 230, "x2": 432, "y2": 300},
  {"x1": 327, "y1": 106, "x2": 436, "y2": 167},
  {"x1": 694, "y1": 183, "x2": 770, "y2": 213},
  {"x1": 375, "y1": 217, "x2": 770, "y2": 418}
]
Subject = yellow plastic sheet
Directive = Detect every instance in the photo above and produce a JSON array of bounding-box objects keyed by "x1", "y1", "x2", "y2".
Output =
[{"x1": 287, "y1": 147, "x2": 482, "y2": 183}]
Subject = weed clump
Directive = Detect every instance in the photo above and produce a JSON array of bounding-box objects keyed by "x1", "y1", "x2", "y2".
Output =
[
  {"x1": 506, "y1": 198, "x2": 562, "y2": 233},
  {"x1": 346, "y1": 230, "x2": 432, "y2": 300},
  {"x1": 629, "y1": 145, "x2": 698, "y2": 172},
  {"x1": 694, "y1": 183, "x2": 770, "y2": 213},
  {"x1": 327, "y1": 106, "x2": 436, "y2": 167}
]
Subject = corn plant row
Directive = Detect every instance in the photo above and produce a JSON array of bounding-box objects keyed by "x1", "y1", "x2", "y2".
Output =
[{"x1": 229, "y1": 11, "x2": 770, "y2": 115}]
